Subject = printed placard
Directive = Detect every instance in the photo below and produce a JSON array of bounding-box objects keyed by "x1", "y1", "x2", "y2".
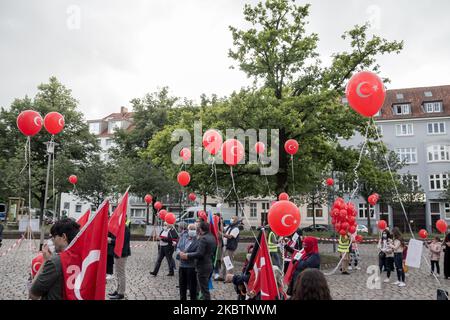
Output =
[{"x1": 223, "y1": 255, "x2": 234, "y2": 271}]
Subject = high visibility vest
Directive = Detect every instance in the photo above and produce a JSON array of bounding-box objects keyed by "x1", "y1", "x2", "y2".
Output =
[
  {"x1": 268, "y1": 231, "x2": 278, "y2": 253},
  {"x1": 338, "y1": 235, "x2": 350, "y2": 253}
]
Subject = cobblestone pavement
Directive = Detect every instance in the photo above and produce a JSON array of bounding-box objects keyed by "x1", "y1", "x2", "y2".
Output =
[{"x1": 0, "y1": 239, "x2": 448, "y2": 300}]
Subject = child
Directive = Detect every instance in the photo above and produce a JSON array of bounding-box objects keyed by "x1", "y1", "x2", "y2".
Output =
[
  {"x1": 349, "y1": 233, "x2": 361, "y2": 271},
  {"x1": 427, "y1": 236, "x2": 442, "y2": 276}
]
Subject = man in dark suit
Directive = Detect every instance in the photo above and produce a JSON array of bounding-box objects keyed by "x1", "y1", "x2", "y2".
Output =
[{"x1": 180, "y1": 221, "x2": 216, "y2": 300}]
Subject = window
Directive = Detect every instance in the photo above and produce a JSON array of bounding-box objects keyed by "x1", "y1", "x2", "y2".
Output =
[
  {"x1": 393, "y1": 104, "x2": 411, "y2": 115},
  {"x1": 424, "y1": 101, "x2": 443, "y2": 113},
  {"x1": 376, "y1": 125, "x2": 383, "y2": 135},
  {"x1": 430, "y1": 203, "x2": 441, "y2": 215},
  {"x1": 396, "y1": 93, "x2": 404, "y2": 100},
  {"x1": 424, "y1": 91, "x2": 433, "y2": 98},
  {"x1": 108, "y1": 121, "x2": 122, "y2": 134},
  {"x1": 427, "y1": 145, "x2": 450, "y2": 162},
  {"x1": 396, "y1": 148, "x2": 417, "y2": 164},
  {"x1": 445, "y1": 203, "x2": 450, "y2": 219},
  {"x1": 307, "y1": 205, "x2": 324, "y2": 218},
  {"x1": 250, "y1": 203, "x2": 257, "y2": 218},
  {"x1": 262, "y1": 202, "x2": 270, "y2": 211},
  {"x1": 402, "y1": 174, "x2": 419, "y2": 191},
  {"x1": 89, "y1": 122, "x2": 100, "y2": 134},
  {"x1": 358, "y1": 203, "x2": 375, "y2": 218},
  {"x1": 396, "y1": 124, "x2": 413, "y2": 136},
  {"x1": 379, "y1": 203, "x2": 389, "y2": 214},
  {"x1": 75, "y1": 204, "x2": 82, "y2": 213},
  {"x1": 63, "y1": 202, "x2": 70, "y2": 210},
  {"x1": 427, "y1": 122, "x2": 446, "y2": 135},
  {"x1": 429, "y1": 174, "x2": 449, "y2": 191},
  {"x1": 131, "y1": 208, "x2": 145, "y2": 218},
  {"x1": 97, "y1": 139, "x2": 102, "y2": 147},
  {"x1": 105, "y1": 139, "x2": 112, "y2": 147}
]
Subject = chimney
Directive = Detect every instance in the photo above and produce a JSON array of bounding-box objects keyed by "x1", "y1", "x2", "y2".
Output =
[{"x1": 120, "y1": 106, "x2": 128, "y2": 114}]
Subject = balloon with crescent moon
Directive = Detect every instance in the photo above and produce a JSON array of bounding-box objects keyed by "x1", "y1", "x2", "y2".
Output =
[
  {"x1": 202, "y1": 129, "x2": 223, "y2": 155},
  {"x1": 221, "y1": 139, "x2": 244, "y2": 166},
  {"x1": 267, "y1": 200, "x2": 301, "y2": 236},
  {"x1": 284, "y1": 139, "x2": 299, "y2": 155},
  {"x1": 345, "y1": 71, "x2": 386, "y2": 118},
  {"x1": 17, "y1": 110, "x2": 43, "y2": 137},
  {"x1": 44, "y1": 112, "x2": 65, "y2": 135}
]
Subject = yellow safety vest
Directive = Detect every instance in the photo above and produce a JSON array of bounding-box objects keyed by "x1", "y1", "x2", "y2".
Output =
[
  {"x1": 268, "y1": 231, "x2": 278, "y2": 253},
  {"x1": 338, "y1": 235, "x2": 350, "y2": 253}
]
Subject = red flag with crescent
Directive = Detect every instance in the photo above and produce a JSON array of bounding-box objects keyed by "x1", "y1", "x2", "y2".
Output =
[
  {"x1": 77, "y1": 209, "x2": 90, "y2": 228},
  {"x1": 108, "y1": 190, "x2": 129, "y2": 257},
  {"x1": 59, "y1": 200, "x2": 109, "y2": 300}
]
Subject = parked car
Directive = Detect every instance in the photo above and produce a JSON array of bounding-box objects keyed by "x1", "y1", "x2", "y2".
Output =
[
  {"x1": 357, "y1": 224, "x2": 369, "y2": 233},
  {"x1": 301, "y1": 224, "x2": 330, "y2": 232}
]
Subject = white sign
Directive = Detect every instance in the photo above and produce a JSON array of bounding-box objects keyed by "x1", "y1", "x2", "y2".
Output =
[
  {"x1": 145, "y1": 225, "x2": 161, "y2": 237},
  {"x1": 19, "y1": 219, "x2": 40, "y2": 232},
  {"x1": 405, "y1": 239, "x2": 423, "y2": 269},
  {"x1": 223, "y1": 255, "x2": 234, "y2": 271},
  {"x1": 294, "y1": 248, "x2": 305, "y2": 260},
  {"x1": 292, "y1": 233, "x2": 299, "y2": 243}
]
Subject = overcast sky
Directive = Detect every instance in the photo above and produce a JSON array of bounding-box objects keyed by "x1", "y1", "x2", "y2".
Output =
[{"x1": 1, "y1": 0, "x2": 450, "y2": 119}]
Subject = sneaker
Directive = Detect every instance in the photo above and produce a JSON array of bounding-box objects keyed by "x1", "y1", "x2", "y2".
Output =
[
  {"x1": 341, "y1": 272, "x2": 350, "y2": 275},
  {"x1": 106, "y1": 274, "x2": 114, "y2": 280},
  {"x1": 383, "y1": 278, "x2": 390, "y2": 283},
  {"x1": 398, "y1": 282, "x2": 406, "y2": 287},
  {"x1": 108, "y1": 291, "x2": 118, "y2": 297},
  {"x1": 109, "y1": 293, "x2": 125, "y2": 300},
  {"x1": 355, "y1": 266, "x2": 361, "y2": 270},
  {"x1": 166, "y1": 273, "x2": 174, "y2": 276},
  {"x1": 213, "y1": 274, "x2": 220, "y2": 280},
  {"x1": 150, "y1": 271, "x2": 157, "y2": 277},
  {"x1": 348, "y1": 266, "x2": 353, "y2": 271},
  {"x1": 392, "y1": 281, "x2": 400, "y2": 285}
]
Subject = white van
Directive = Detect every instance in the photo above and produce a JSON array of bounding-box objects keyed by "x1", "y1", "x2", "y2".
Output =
[{"x1": 177, "y1": 206, "x2": 239, "y2": 226}]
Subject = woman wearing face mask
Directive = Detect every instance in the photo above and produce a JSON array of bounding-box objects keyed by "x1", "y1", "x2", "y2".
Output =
[
  {"x1": 176, "y1": 224, "x2": 199, "y2": 300},
  {"x1": 377, "y1": 229, "x2": 394, "y2": 282},
  {"x1": 150, "y1": 222, "x2": 179, "y2": 277}
]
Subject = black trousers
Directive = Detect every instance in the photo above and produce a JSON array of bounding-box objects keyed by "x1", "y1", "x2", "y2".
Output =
[
  {"x1": 107, "y1": 254, "x2": 114, "y2": 275},
  {"x1": 431, "y1": 260, "x2": 440, "y2": 275},
  {"x1": 153, "y1": 245, "x2": 175, "y2": 275},
  {"x1": 197, "y1": 265, "x2": 213, "y2": 300},
  {"x1": 394, "y1": 253, "x2": 405, "y2": 282},
  {"x1": 179, "y1": 267, "x2": 197, "y2": 300}
]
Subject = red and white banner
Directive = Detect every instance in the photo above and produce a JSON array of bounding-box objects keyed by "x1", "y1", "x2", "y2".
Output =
[
  {"x1": 60, "y1": 200, "x2": 109, "y2": 300},
  {"x1": 247, "y1": 230, "x2": 278, "y2": 300},
  {"x1": 108, "y1": 190, "x2": 129, "y2": 257}
]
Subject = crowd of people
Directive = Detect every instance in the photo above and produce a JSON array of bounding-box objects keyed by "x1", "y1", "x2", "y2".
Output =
[{"x1": 23, "y1": 212, "x2": 450, "y2": 300}]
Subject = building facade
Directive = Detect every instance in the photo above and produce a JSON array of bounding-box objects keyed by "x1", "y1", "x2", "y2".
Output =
[{"x1": 341, "y1": 85, "x2": 450, "y2": 233}]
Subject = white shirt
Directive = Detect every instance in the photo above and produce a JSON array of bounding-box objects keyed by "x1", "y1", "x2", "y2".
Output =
[
  {"x1": 159, "y1": 229, "x2": 170, "y2": 246},
  {"x1": 223, "y1": 225, "x2": 239, "y2": 246}
]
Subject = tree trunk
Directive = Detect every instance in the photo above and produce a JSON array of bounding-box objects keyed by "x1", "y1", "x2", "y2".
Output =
[
  {"x1": 203, "y1": 193, "x2": 207, "y2": 211},
  {"x1": 235, "y1": 200, "x2": 239, "y2": 216},
  {"x1": 312, "y1": 198, "x2": 316, "y2": 229},
  {"x1": 146, "y1": 204, "x2": 149, "y2": 225}
]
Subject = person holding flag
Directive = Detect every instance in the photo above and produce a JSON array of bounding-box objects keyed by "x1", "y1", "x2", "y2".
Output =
[
  {"x1": 107, "y1": 189, "x2": 131, "y2": 299},
  {"x1": 29, "y1": 218, "x2": 81, "y2": 300}
]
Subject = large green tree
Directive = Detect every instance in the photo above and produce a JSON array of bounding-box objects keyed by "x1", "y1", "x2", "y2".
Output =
[{"x1": 0, "y1": 77, "x2": 101, "y2": 224}]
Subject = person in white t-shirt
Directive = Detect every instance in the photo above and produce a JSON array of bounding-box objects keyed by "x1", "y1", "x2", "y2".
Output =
[{"x1": 217, "y1": 216, "x2": 240, "y2": 282}]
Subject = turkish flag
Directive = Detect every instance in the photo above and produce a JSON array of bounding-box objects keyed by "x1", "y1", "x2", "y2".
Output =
[
  {"x1": 77, "y1": 209, "x2": 90, "y2": 228},
  {"x1": 108, "y1": 190, "x2": 129, "y2": 257},
  {"x1": 283, "y1": 248, "x2": 304, "y2": 285},
  {"x1": 247, "y1": 230, "x2": 278, "y2": 300},
  {"x1": 59, "y1": 200, "x2": 109, "y2": 300}
]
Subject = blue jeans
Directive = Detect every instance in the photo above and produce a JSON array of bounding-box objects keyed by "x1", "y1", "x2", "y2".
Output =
[{"x1": 394, "y1": 253, "x2": 405, "y2": 282}]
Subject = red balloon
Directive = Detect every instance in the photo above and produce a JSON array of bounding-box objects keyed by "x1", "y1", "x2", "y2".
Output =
[
  {"x1": 279, "y1": 193, "x2": 289, "y2": 201},
  {"x1": 326, "y1": 178, "x2": 334, "y2": 186},
  {"x1": 154, "y1": 201, "x2": 162, "y2": 211},
  {"x1": 347, "y1": 216, "x2": 356, "y2": 224},
  {"x1": 418, "y1": 229, "x2": 428, "y2": 239},
  {"x1": 339, "y1": 229, "x2": 347, "y2": 236},
  {"x1": 203, "y1": 129, "x2": 223, "y2": 155},
  {"x1": 268, "y1": 200, "x2": 301, "y2": 237},
  {"x1": 341, "y1": 222, "x2": 350, "y2": 231},
  {"x1": 177, "y1": 171, "x2": 191, "y2": 187},
  {"x1": 165, "y1": 212, "x2": 176, "y2": 225},
  {"x1": 331, "y1": 218, "x2": 336, "y2": 225},
  {"x1": 284, "y1": 139, "x2": 299, "y2": 155},
  {"x1": 17, "y1": 110, "x2": 43, "y2": 137},
  {"x1": 221, "y1": 139, "x2": 245, "y2": 166},
  {"x1": 68, "y1": 175, "x2": 78, "y2": 185},
  {"x1": 349, "y1": 225, "x2": 357, "y2": 234},
  {"x1": 345, "y1": 71, "x2": 386, "y2": 118},
  {"x1": 377, "y1": 220, "x2": 387, "y2": 231},
  {"x1": 159, "y1": 209, "x2": 167, "y2": 220},
  {"x1": 436, "y1": 219, "x2": 448, "y2": 234},
  {"x1": 31, "y1": 253, "x2": 44, "y2": 277},
  {"x1": 44, "y1": 112, "x2": 65, "y2": 135},
  {"x1": 355, "y1": 235, "x2": 363, "y2": 243},
  {"x1": 144, "y1": 194, "x2": 153, "y2": 204},
  {"x1": 255, "y1": 142, "x2": 265, "y2": 155},
  {"x1": 188, "y1": 193, "x2": 196, "y2": 201},
  {"x1": 180, "y1": 148, "x2": 191, "y2": 161},
  {"x1": 368, "y1": 194, "x2": 379, "y2": 206},
  {"x1": 198, "y1": 210, "x2": 207, "y2": 222}
]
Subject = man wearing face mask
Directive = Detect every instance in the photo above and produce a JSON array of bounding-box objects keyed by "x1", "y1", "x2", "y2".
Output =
[
  {"x1": 176, "y1": 224, "x2": 199, "y2": 300},
  {"x1": 180, "y1": 221, "x2": 217, "y2": 300},
  {"x1": 29, "y1": 218, "x2": 80, "y2": 300},
  {"x1": 151, "y1": 222, "x2": 178, "y2": 277},
  {"x1": 218, "y1": 216, "x2": 240, "y2": 282}
]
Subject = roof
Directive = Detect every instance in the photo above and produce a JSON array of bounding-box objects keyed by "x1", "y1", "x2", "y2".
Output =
[{"x1": 375, "y1": 85, "x2": 450, "y2": 120}]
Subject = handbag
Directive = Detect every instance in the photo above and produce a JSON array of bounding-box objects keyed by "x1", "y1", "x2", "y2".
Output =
[{"x1": 378, "y1": 251, "x2": 386, "y2": 259}]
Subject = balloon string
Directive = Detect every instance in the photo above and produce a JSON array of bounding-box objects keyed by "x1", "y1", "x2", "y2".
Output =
[
  {"x1": 258, "y1": 154, "x2": 274, "y2": 198},
  {"x1": 19, "y1": 138, "x2": 29, "y2": 175},
  {"x1": 229, "y1": 166, "x2": 260, "y2": 248},
  {"x1": 349, "y1": 121, "x2": 371, "y2": 201},
  {"x1": 290, "y1": 155, "x2": 296, "y2": 202}
]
